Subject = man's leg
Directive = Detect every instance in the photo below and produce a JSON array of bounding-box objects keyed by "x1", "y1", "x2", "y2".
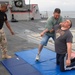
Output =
[
  {"x1": 56, "y1": 53, "x2": 60, "y2": 65},
  {"x1": 36, "y1": 34, "x2": 50, "y2": 61},
  {"x1": 59, "y1": 53, "x2": 75, "y2": 72},
  {"x1": 35, "y1": 44, "x2": 43, "y2": 61},
  {"x1": 1, "y1": 29, "x2": 11, "y2": 59},
  {"x1": 59, "y1": 54, "x2": 66, "y2": 72},
  {"x1": 37, "y1": 44, "x2": 43, "y2": 55}
]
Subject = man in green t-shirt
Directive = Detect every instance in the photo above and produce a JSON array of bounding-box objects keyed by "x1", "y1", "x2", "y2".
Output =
[{"x1": 36, "y1": 8, "x2": 63, "y2": 61}]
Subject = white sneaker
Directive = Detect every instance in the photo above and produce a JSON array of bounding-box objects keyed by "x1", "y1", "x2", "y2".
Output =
[{"x1": 35, "y1": 54, "x2": 40, "y2": 61}]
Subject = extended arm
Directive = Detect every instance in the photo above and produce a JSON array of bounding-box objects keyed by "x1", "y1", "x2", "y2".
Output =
[
  {"x1": 5, "y1": 20, "x2": 14, "y2": 35},
  {"x1": 40, "y1": 29, "x2": 49, "y2": 37},
  {"x1": 66, "y1": 42, "x2": 72, "y2": 66}
]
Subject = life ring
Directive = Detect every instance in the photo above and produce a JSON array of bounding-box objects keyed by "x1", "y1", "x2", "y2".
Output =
[{"x1": 14, "y1": 1, "x2": 23, "y2": 7}]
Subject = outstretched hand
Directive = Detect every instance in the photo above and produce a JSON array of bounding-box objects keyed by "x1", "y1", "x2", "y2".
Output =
[
  {"x1": 40, "y1": 32, "x2": 44, "y2": 37},
  {"x1": 11, "y1": 31, "x2": 15, "y2": 35}
]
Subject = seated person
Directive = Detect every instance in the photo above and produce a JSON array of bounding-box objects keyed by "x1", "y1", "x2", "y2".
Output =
[{"x1": 50, "y1": 20, "x2": 75, "y2": 72}]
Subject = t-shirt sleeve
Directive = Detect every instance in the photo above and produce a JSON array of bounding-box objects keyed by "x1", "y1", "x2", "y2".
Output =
[
  {"x1": 4, "y1": 13, "x2": 7, "y2": 21},
  {"x1": 60, "y1": 16, "x2": 63, "y2": 22},
  {"x1": 45, "y1": 17, "x2": 53, "y2": 30},
  {"x1": 66, "y1": 31, "x2": 73, "y2": 43}
]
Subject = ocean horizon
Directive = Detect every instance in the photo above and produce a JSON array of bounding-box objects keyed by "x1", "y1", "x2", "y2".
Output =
[{"x1": 40, "y1": 11, "x2": 75, "y2": 18}]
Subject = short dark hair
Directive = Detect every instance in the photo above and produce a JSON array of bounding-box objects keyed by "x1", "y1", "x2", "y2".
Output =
[
  {"x1": 1, "y1": 4, "x2": 7, "y2": 8},
  {"x1": 69, "y1": 20, "x2": 72, "y2": 28},
  {"x1": 54, "y1": 8, "x2": 61, "y2": 14}
]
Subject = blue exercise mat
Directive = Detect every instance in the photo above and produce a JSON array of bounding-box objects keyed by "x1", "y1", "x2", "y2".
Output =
[
  {"x1": 15, "y1": 48, "x2": 56, "y2": 65},
  {"x1": 1, "y1": 57, "x2": 42, "y2": 75},
  {"x1": 15, "y1": 48, "x2": 75, "y2": 75}
]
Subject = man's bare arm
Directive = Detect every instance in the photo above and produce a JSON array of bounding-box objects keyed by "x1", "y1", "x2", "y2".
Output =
[
  {"x1": 66, "y1": 42, "x2": 72, "y2": 66},
  {"x1": 40, "y1": 29, "x2": 49, "y2": 37},
  {"x1": 5, "y1": 20, "x2": 14, "y2": 35}
]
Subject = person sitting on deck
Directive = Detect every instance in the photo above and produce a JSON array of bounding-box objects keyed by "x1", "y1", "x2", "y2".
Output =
[{"x1": 52, "y1": 19, "x2": 75, "y2": 72}]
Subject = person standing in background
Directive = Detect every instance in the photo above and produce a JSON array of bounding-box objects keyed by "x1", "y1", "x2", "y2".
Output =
[{"x1": 0, "y1": 4, "x2": 14, "y2": 59}]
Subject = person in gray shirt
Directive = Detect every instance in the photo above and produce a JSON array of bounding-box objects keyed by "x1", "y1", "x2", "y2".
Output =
[{"x1": 53, "y1": 20, "x2": 75, "y2": 72}]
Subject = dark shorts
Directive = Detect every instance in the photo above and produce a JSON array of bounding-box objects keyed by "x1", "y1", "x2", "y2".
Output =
[{"x1": 56, "y1": 53, "x2": 75, "y2": 72}]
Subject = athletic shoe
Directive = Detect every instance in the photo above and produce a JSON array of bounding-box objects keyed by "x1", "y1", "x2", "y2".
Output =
[{"x1": 35, "y1": 54, "x2": 40, "y2": 61}]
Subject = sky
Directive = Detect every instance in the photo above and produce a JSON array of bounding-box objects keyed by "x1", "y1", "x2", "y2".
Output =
[{"x1": 25, "y1": 0, "x2": 75, "y2": 11}]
